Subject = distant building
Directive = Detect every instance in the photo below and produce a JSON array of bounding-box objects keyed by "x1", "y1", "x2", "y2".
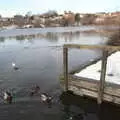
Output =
[
  {"x1": 42, "y1": 10, "x2": 58, "y2": 18},
  {"x1": 63, "y1": 12, "x2": 75, "y2": 26},
  {"x1": 1, "y1": 17, "x2": 9, "y2": 22},
  {"x1": 31, "y1": 15, "x2": 40, "y2": 20},
  {"x1": 95, "y1": 17, "x2": 105, "y2": 23},
  {"x1": 111, "y1": 12, "x2": 120, "y2": 17},
  {"x1": 0, "y1": 17, "x2": 12, "y2": 26},
  {"x1": 31, "y1": 15, "x2": 45, "y2": 25}
]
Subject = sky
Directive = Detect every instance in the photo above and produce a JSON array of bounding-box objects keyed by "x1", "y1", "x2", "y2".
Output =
[{"x1": 0, "y1": 0, "x2": 120, "y2": 17}]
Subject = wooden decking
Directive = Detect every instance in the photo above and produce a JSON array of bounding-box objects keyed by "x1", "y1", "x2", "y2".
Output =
[
  {"x1": 63, "y1": 44, "x2": 120, "y2": 105},
  {"x1": 68, "y1": 75, "x2": 120, "y2": 105}
]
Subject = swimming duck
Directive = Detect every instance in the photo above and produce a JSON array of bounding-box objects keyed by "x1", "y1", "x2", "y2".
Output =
[
  {"x1": 4, "y1": 92, "x2": 8, "y2": 100},
  {"x1": 4, "y1": 91, "x2": 12, "y2": 104},
  {"x1": 40, "y1": 93, "x2": 52, "y2": 104},
  {"x1": 12, "y1": 62, "x2": 19, "y2": 70}
]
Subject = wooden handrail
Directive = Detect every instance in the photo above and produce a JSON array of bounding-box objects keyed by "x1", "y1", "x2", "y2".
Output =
[{"x1": 63, "y1": 44, "x2": 120, "y2": 51}]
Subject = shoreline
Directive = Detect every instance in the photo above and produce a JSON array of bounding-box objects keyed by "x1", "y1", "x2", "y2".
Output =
[{"x1": 0, "y1": 25, "x2": 118, "y2": 38}]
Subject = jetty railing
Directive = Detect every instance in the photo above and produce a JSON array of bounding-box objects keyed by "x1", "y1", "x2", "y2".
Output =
[{"x1": 63, "y1": 44, "x2": 120, "y2": 104}]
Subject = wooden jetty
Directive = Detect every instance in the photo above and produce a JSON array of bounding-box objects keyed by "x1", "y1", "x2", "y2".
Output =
[{"x1": 63, "y1": 44, "x2": 120, "y2": 105}]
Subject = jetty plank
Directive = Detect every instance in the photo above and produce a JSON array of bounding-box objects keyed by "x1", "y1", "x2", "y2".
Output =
[{"x1": 68, "y1": 75, "x2": 120, "y2": 104}]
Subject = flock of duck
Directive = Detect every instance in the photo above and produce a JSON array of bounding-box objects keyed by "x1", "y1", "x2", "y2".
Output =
[
  {"x1": 2, "y1": 62, "x2": 53, "y2": 105},
  {"x1": 1, "y1": 62, "x2": 86, "y2": 120},
  {"x1": 3, "y1": 85, "x2": 53, "y2": 105}
]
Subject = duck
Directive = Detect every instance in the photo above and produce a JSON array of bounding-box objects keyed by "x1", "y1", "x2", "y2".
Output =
[
  {"x1": 4, "y1": 92, "x2": 8, "y2": 100},
  {"x1": 4, "y1": 91, "x2": 12, "y2": 104},
  {"x1": 40, "y1": 93, "x2": 52, "y2": 104},
  {"x1": 12, "y1": 62, "x2": 19, "y2": 70}
]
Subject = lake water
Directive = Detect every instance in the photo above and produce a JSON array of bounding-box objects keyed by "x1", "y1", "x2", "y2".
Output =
[{"x1": 0, "y1": 26, "x2": 120, "y2": 120}]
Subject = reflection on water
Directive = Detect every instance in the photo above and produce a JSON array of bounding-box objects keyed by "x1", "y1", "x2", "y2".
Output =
[
  {"x1": 0, "y1": 32, "x2": 80, "y2": 43},
  {"x1": 46, "y1": 32, "x2": 59, "y2": 42},
  {"x1": 0, "y1": 31, "x2": 106, "y2": 45},
  {"x1": 0, "y1": 37, "x2": 5, "y2": 43},
  {"x1": 60, "y1": 91, "x2": 120, "y2": 120}
]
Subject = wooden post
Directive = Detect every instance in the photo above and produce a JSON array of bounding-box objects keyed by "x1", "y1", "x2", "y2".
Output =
[
  {"x1": 98, "y1": 50, "x2": 108, "y2": 104},
  {"x1": 63, "y1": 47, "x2": 68, "y2": 91}
]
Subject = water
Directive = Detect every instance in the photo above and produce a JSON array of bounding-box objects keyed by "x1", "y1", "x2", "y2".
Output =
[{"x1": 0, "y1": 26, "x2": 119, "y2": 120}]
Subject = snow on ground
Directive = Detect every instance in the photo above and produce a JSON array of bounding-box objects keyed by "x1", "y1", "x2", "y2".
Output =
[{"x1": 75, "y1": 51, "x2": 120, "y2": 84}]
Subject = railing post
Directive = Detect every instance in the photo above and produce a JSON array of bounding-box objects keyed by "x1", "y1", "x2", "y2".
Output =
[
  {"x1": 63, "y1": 47, "x2": 68, "y2": 91},
  {"x1": 98, "y1": 50, "x2": 108, "y2": 104}
]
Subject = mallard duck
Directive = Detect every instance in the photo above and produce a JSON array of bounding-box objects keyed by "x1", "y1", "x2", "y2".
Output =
[{"x1": 4, "y1": 91, "x2": 12, "y2": 104}]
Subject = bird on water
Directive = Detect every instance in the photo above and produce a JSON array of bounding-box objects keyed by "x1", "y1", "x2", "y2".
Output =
[
  {"x1": 12, "y1": 62, "x2": 19, "y2": 70},
  {"x1": 40, "y1": 93, "x2": 52, "y2": 104}
]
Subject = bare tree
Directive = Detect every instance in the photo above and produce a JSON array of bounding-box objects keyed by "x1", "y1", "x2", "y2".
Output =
[{"x1": 75, "y1": 13, "x2": 81, "y2": 26}]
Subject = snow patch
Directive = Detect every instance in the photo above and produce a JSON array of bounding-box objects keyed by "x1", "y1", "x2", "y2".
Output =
[{"x1": 75, "y1": 51, "x2": 120, "y2": 84}]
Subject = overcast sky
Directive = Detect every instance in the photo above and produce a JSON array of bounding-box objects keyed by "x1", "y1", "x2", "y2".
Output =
[{"x1": 0, "y1": 0, "x2": 120, "y2": 17}]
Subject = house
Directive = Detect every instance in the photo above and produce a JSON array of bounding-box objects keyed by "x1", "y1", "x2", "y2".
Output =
[
  {"x1": 30, "y1": 15, "x2": 45, "y2": 27},
  {"x1": 63, "y1": 12, "x2": 75, "y2": 26},
  {"x1": 0, "y1": 17, "x2": 12, "y2": 26}
]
